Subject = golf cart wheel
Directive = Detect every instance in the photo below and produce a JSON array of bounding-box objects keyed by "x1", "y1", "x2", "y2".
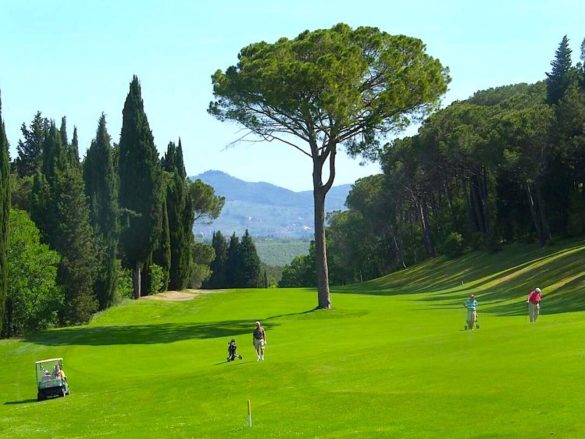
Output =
[
  {"x1": 37, "y1": 392, "x2": 45, "y2": 401},
  {"x1": 61, "y1": 387, "x2": 67, "y2": 397}
]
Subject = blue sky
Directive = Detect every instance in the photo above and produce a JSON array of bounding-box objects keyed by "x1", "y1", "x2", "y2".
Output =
[{"x1": 1, "y1": 0, "x2": 584, "y2": 191}]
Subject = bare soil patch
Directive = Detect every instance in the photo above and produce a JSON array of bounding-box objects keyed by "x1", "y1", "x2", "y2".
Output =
[{"x1": 140, "y1": 290, "x2": 202, "y2": 301}]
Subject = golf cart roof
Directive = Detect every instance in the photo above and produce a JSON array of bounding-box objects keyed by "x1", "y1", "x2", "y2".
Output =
[{"x1": 35, "y1": 358, "x2": 63, "y2": 364}]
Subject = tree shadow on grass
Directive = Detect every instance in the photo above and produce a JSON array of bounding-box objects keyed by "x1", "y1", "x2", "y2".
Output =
[
  {"x1": 4, "y1": 399, "x2": 37, "y2": 405},
  {"x1": 25, "y1": 320, "x2": 256, "y2": 346},
  {"x1": 25, "y1": 309, "x2": 317, "y2": 347},
  {"x1": 488, "y1": 292, "x2": 585, "y2": 317},
  {"x1": 335, "y1": 242, "x2": 585, "y2": 298}
]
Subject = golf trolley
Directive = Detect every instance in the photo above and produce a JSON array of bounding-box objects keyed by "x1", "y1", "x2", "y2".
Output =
[{"x1": 464, "y1": 315, "x2": 480, "y2": 330}]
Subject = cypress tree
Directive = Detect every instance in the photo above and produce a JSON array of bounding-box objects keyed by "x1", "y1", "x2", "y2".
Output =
[
  {"x1": 59, "y1": 118, "x2": 80, "y2": 169},
  {"x1": 0, "y1": 91, "x2": 10, "y2": 336},
  {"x1": 31, "y1": 124, "x2": 64, "y2": 246},
  {"x1": 163, "y1": 140, "x2": 192, "y2": 290},
  {"x1": 29, "y1": 172, "x2": 51, "y2": 242},
  {"x1": 83, "y1": 114, "x2": 119, "y2": 309},
  {"x1": 118, "y1": 76, "x2": 163, "y2": 298},
  {"x1": 546, "y1": 35, "x2": 574, "y2": 105},
  {"x1": 54, "y1": 166, "x2": 98, "y2": 324},
  {"x1": 237, "y1": 230, "x2": 262, "y2": 288},
  {"x1": 177, "y1": 140, "x2": 194, "y2": 284},
  {"x1": 69, "y1": 126, "x2": 80, "y2": 167},
  {"x1": 176, "y1": 138, "x2": 187, "y2": 179},
  {"x1": 152, "y1": 196, "x2": 171, "y2": 292},
  {"x1": 15, "y1": 112, "x2": 48, "y2": 177},
  {"x1": 225, "y1": 233, "x2": 240, "y2": 288},
  {"x1": 31, "y1": 119, "x2": 98, "y2": 324},
  {"x1": 59, "y1": 116, "x2": 68, "y2": 147},
  {"x1": 206, "y1": 231, "x2": 227, "y2": 288},
  {"x1": 41, "y1": 122, "x2": 67, "y2": 185}
]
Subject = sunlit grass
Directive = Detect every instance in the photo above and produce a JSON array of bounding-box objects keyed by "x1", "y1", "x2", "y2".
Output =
[{"x1": 1, "y1": 239, "x2": 584, "y2": 437}]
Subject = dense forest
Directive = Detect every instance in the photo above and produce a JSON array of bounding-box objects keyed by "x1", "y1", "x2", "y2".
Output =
[
  {"x1": 0, "y1": 77, "x2": 239, "y2": 337},
  {"x1": 280, "y1": 36, "x2": 585, "y2": 287}
]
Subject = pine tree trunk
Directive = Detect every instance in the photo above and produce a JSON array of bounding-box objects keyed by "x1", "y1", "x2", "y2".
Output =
[
  {"x1": 480, "y1": 167, "x2": 490, "y2": 235},
  {"x1": 133, "y1": 260, "x2": 142, "y2": 299},
  {"x1": 389, "y1": 222, "x2": 406, "y2": 269},
  {"x1": 534, "y1": 180, "x2": 552, "y2": 244},
  {"x1": 417, "y1": 198, "x2": 435, "y2": 257},
  {"x1": 469, "y1": 175, "x2": 487, "y2": 235},
  {"x1": 526, "y1": 183, "x2": 544, "y2": 244},
  {"x1": 313, "y1": 185, "x2": 331, "y2": 309},
  {"x1": 312, "y1": 150, "x2": 332, "y2": 310}
]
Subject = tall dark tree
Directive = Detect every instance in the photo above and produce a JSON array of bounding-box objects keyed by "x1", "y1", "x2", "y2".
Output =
[
  {"x1": 151, "y1": 196, "x2": 171, "y2": 291},
  {"x1": 546, "y1": 35, "x2": 573, "y2": 105},
  {"x1": 54, "y1": 166, "x2": 98, "y2": 324},
  {"x1": 15, "y1": 112, "x2": 48, "y2": 177},
  {"x1": 59, "y1": 116, "x2": 68, "y2": 147},
  {"x1": 83, "y1": 114, "x2": 119, "y2": 309},
  {"x1": 41, "y1": 122, "x2": 67, "y2": 184},
  {"x1": 162, "y1": 141, "x2": 192, "y2": 290},
  {"x1": 31, "y1": 124, "x2": 65, "y2": 244},
  {"x1": 210, "y1": 23, "x2": 449, "y2": 308},
  {"x1": 235, "y1": 230, "x2": 262, "y2": 288},
  {"x1": 224, "y1": 233, "x2": 240, "y2": 288},
  {"x1": 0, "y1": 91, "x2": 10, "y2": 335},
  {"x1": 30, "y1": 120, "x2": 98, "y2": 324},
  {"x1": 118, "y1": 76, "x2": 163, "y2": 298},
  {"x1": 206, "y1": 231, "x2": 228, "y2": 288},
  {"x1": 70, "y1": 126, "x2": 80, "y2": 167}
]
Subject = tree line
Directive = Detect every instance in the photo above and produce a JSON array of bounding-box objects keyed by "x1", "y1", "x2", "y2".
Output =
[
  {"x1": 205, "y1": 230, "x2": 266, "y2": 289},
  {"x1": 281, "y1": 35, "x2": 585, "y2": 286},
  {"x1": 0, "y1": 76, "x2": 226, "y2": 337}
]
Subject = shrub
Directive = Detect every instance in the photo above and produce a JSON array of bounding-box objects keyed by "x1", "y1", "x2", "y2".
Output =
[
  {"x1": 441, "y1": 232, "x2": 466, "y2": 259},
  {"x1": 146, "y1": 264, "x2": 165, "y2": 295},
  {"x1": 116, "y1": 263, "x2": 134, "y2": 300}
]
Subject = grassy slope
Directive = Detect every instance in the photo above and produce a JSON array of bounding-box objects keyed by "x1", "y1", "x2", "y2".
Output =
[{"x1": 1, "y1": 239, "x2": 585, "y2": 438}]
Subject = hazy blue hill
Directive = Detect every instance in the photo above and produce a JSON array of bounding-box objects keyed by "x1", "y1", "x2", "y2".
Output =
[{"x1": 192, "y1": 170, "x2": 351, "y2": 240}]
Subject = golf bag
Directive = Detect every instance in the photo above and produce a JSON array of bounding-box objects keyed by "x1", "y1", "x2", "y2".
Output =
[{"x1": 227, "y1": 339, "x2": 243, "y2": 362}]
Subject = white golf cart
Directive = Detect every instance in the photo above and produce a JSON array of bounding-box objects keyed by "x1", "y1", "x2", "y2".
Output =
[{"x1": 36, "y1": 357, "x2": 69, "y2": 401}]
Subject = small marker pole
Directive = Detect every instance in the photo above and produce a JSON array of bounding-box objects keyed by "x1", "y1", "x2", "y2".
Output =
[{"x1": 247, "y1": 399, "x2": 252, "y2": 427}]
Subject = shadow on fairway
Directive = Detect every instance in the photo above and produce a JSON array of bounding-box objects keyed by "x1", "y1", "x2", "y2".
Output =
[
  {"x1": 489, "y1": 291, "x2": 585, "y2": 316},
  {"x1": 4, "y1": 399, "x2": 37, "y2": 405},
  {"x1": 26, "y1": 320, "x2": 265, "y2": 346},
  {"x1": 25, "y1": 309, "x2": 317, "y2": 346},
  {"x1": 334, "y1": 241, "x2": 585, "y2": 299}
]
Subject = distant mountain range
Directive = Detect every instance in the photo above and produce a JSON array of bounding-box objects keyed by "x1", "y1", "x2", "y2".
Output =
[{"x1": 192, "y1": 170, "x2": 351, "y2": 239}]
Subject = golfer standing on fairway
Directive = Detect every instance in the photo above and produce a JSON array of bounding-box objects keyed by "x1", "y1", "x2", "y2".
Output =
[
  {"x1": 253, "y1": 321, "x2": 266, "y2": 361},
  {"x1": 464, "y1": 294, "x2": 478, "y2": 330},
  {"x1": 527, "y1": 288, "x2": 542, "y2": 323}
]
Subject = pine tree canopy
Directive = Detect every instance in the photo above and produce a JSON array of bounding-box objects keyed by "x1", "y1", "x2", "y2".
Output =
[{"x1": 546, "y1": 35, "x2": 574, "y2": 104}]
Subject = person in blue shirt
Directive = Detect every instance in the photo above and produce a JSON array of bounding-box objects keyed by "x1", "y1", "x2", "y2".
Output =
[{"x1": 464, "y1": 294, "x2": 478, "y2": 330}]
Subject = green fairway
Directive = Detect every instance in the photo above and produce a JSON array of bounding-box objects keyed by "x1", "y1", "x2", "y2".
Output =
[{"x1": 2, "y1": 240, "x2": 585, "y2": 438}]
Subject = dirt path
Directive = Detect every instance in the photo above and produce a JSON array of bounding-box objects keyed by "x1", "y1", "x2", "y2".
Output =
[{"x1": 140, "y1": 290, "x2": 202, "y2": 301}]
